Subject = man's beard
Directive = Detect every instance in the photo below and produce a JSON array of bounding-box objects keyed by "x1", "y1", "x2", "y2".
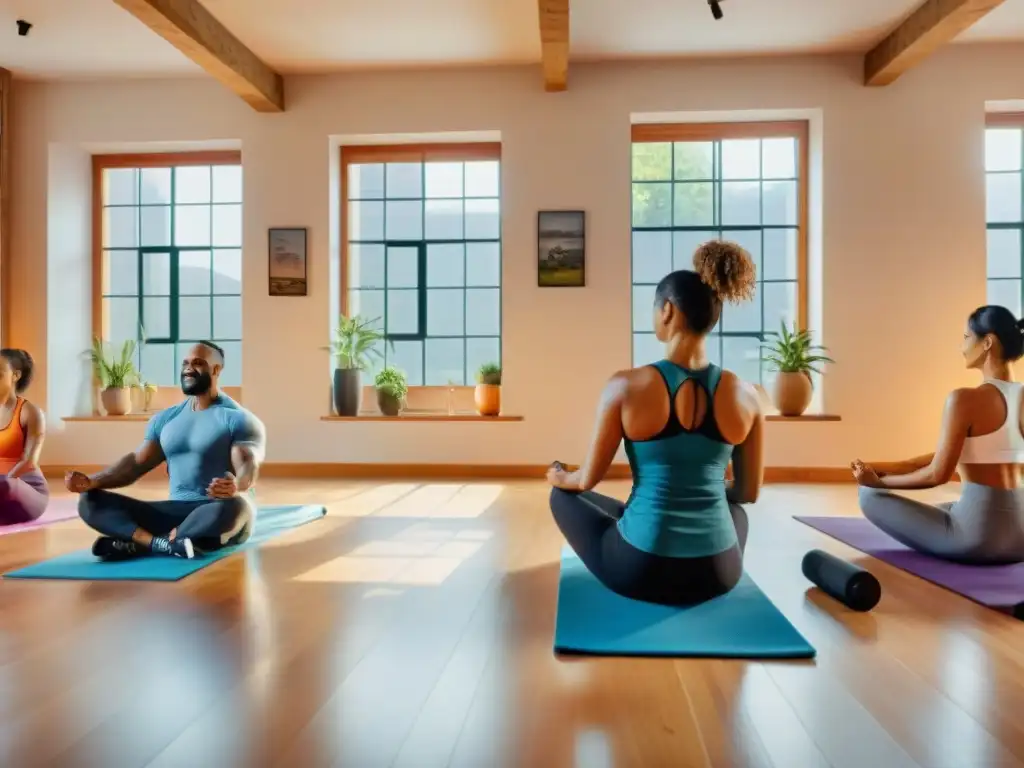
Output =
[{"x1": 181, "y1": 371, "x2": 212, "y2": 395}]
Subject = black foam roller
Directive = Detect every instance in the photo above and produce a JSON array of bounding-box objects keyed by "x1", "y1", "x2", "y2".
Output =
[{"x1": 801, "y1": 549, "x2": 881, "y2": 612}]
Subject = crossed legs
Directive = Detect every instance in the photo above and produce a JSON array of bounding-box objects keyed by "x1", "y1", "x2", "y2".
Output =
[
  {"x1": 550, "y1": 488, "x2": 748, "y2": 606},
  {"x1": 79, "y1": 489, "x2": 253, "y2": 559}
]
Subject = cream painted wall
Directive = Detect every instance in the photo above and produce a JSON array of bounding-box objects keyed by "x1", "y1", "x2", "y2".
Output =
[{"x1": 10, "y1": 47, "x2": 1023, "y2": 468}]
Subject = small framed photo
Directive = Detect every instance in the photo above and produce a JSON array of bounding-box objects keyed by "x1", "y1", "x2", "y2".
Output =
[
  {"x1": 268, "y1": 227, "x2": 308, "y2": 296},
  {"x1": 538, "y1": 211, "x2": 585, "y2": 288}
]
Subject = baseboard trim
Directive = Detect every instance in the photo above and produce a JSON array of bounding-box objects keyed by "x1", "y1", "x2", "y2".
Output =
[{"x1": 40, "y1": 463, "x2": 890, "y2": 483}]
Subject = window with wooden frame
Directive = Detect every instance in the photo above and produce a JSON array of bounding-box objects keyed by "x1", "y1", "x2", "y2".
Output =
[
  {"x1": 630, "y1": 122, "x2": 809, "y2": 385},
  {"x1": 341, "y1": 144, "x2": 502, "y2": 387},
  {"x1": 93, "y1": 152, "x2": 244, "y2": 390},
  {"x1": 985, "y1": 115, "x2": 1024, "y2": 315}
]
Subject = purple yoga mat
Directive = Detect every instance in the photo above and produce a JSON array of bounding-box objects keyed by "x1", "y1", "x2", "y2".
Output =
[
  {"x1": 0, "y1": 498, "x2": 78, "y2": 536},
  {"x1": 795, "y1": 516, "x2": 1024, "y2": 616}
]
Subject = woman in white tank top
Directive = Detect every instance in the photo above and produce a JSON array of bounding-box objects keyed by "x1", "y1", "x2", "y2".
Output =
[{"x1": 851, "y1": 305, "x2": 1024, "y2": 565}]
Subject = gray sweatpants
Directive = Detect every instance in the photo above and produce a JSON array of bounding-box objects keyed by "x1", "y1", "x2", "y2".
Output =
[{"x1": 859, "y1": 483, "x2": 1024, "y2": 565}]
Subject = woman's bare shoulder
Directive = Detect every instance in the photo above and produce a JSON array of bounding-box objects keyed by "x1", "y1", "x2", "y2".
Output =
[
  {"x1": 19, "y1": 399, "x2": 45, "y2": 426},
  {"x1": 716, "y1": 368, "x2": 763, "y2": 413}
]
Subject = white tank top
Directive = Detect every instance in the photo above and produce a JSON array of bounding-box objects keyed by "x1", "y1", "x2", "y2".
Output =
[{"x1": 959, "y1": 379, "x2": 1024, "y2": 464}]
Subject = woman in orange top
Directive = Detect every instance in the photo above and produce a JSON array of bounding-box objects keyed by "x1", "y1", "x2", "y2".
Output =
[{"x1": 0, "y1": 349, "x2": 48, "y2": 524}]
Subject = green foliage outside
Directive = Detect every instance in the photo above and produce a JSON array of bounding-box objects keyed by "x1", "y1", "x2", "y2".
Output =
[{"x1": 631, "y1": 142, "x2": 715, "y2": 229}]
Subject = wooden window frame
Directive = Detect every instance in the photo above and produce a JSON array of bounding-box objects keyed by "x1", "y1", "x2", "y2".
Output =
[
  {"x1": 984, "y1": 114, "x2": 1024, "y2": 313},
  {"x1": 986, "y1": 113, "x2": 1024, "y2": 128},
  {"x1": 339, "y1": 142, "x2": 502, "y2": 396},
  {"x1": 91, "y1": 151, "x2": 244, "y2": 409},
  {"x1": 630, "y1": 121, "x2": 810, "y2": 334},
  {"x1": 630, "y1": 120, "x2": 810, "y2": 392}
]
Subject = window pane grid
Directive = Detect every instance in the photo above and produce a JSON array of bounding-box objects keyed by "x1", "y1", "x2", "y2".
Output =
[
  {"x1": 631, "y1": 136, "x2": 800, "y2": 385},
  {"x1": 101, "y1": 163, "x2": 243, "y2": 386},
  {"x1": 985, "y1": 127, "x2": 1024, "y2": 315},
  {"x1": 346, "y1": 158, "x2": 502, "y2": 386}
]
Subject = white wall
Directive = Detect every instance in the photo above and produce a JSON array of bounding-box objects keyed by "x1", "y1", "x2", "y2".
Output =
[{"x1": 10, "y1": 46, "x2": 1024, "y2": 468}]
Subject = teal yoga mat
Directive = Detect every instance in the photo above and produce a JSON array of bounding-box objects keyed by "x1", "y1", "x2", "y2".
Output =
[
  {"x1": 3, "y1": 504, "x2": 326, "y2": 582},
  {"x1": 553, "y1": 546, "x2": 815, "y2": 658}
]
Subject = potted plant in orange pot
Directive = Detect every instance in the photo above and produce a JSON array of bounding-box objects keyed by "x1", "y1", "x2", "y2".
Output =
[
  {"x1": 474, "y1": 362, "x2": 502, "y2": 416},
  {"x1": 761, "y1": 322, "x2": 834, "y2": 417}
]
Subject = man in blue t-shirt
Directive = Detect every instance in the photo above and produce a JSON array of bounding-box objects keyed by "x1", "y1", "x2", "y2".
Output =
[{"x1": 66, "y1": 341, "x2": 266, "y2": 561}]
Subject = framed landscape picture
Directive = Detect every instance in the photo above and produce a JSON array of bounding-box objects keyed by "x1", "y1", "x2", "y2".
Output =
[
  {"x1": 268, "y1": 227, "x2": 308, "y2": 296},
  {"x1": 537, "y1": 210, "x2": 585, "y2": 288}
]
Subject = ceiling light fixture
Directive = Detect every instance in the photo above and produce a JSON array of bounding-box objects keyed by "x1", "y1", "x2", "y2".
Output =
[{"x1": 708, "y1": 0, "x2": 723, "y2": 20}]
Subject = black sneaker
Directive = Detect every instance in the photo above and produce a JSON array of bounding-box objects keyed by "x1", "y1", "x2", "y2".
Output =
[
  {"x1": 168, "y1": 537, "x2": 195, "y2": 559},
  {"x1": 92, "y1": 537, "x2": 146, "y2": 561}
]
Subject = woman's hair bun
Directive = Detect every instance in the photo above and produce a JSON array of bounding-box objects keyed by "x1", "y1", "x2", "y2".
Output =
[{"x1": 692, "y1": 240, "x2": 757, "y2": 304}]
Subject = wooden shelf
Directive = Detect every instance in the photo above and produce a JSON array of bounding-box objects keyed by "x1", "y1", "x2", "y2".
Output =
[
  {"x1": 321, "y1": 413, "x2": 523, "y2": 422},
  {"x1": 765, "y1": 414, "x2": 841, "y2": 422},
  {"x1": 65, "y1": 413, "x2": 830, "y2": 425},
  {"x1": 62, "y1": 415, "x2": 151, "y2": 422}
]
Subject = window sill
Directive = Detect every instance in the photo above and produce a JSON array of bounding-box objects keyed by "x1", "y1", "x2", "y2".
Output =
[
  {"x1": 765, "y1": 414, "x2": 841, "y2": 422},
  {"x1": 321, "y1": 412, "x2": 523, "y2": 422},
  {"x1": 62, "y1": 415, "x2": 152, "y2": 422}
]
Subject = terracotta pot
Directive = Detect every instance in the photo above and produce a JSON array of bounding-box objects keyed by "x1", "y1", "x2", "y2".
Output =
[
  {"x1": 772, "y1": 372, "x2": 813, "y2": 417},
  {"x1": 474, "y1": 384, "x2": 501, "y2": 416},
  {"x1": 376, "y1": 389, "x2": 403, "y2": 417},
  {"x1": 101, "y1": 386, "x2": 132, "y2": 416}
]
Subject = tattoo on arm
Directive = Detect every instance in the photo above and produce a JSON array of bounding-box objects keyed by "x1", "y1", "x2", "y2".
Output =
[{"x1": 89, "y1": 442, "x2": 165, "y2": 490}]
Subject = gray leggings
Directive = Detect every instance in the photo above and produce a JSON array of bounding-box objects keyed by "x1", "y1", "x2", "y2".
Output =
[{"x1": 859, "y1": 483, "x2": 1024, "y2": 565}]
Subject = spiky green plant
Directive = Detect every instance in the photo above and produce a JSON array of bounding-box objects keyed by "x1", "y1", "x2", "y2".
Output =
[
  {"x1": 476, "y1": 362, "x2": 502, "y2": 386},
  {"x1": 761, "y1": 322, "x2": 835, "y2": 376},
  {"x1": 89, "y1": 337, "x2": 139, "y2": 389},
  {"x1": 326, "y1": 315, "x2": 389, "y2": 370},
  {"x1": 374, "y1": 366, "x2": 408, "y2": 401}
]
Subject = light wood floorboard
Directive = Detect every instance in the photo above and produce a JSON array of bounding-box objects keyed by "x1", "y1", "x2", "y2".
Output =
[{"x1": 0, "y1": 479, "x2": 1019, "y2": 767}]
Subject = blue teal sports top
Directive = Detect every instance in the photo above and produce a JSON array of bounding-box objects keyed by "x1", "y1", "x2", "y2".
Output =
[{"x1": 617, "y1": 360, "x2": 738, "y2": 558}]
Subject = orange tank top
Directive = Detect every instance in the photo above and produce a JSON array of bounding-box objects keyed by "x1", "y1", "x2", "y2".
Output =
[{"x1": 0, "y1": 398, "x2": 28, "y2": 474}]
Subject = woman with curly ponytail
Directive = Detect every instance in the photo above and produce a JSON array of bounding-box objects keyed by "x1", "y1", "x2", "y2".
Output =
[
  {"x1": 546, "y1": 241, "x2": 764, "y2": 606},
  {"x1": 0, "y1": 349, "x2": 49, "y2": 524}
]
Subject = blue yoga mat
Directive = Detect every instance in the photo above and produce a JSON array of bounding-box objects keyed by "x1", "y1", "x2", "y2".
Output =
[
  {"x1": 553, "y1": 546, "x2": 815, "y2": 658},
  {"x1": 3, "y1": 504, "x2": 326, "y2": 582}
]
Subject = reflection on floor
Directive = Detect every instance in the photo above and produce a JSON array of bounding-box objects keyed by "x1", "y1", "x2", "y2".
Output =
[{"x1": 0, "y1": 478, "x2": 1017, "y2": 768}]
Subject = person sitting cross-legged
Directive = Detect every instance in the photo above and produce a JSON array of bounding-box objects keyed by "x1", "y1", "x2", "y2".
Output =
[{"x1": 66, "y1": 341, "x2": 265, "y2": 561}]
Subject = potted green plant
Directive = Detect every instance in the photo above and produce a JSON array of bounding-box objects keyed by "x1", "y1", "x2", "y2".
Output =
[
  {"x1": 474, "y1": 362, "x2": 502, "y2": 416},
  {"x1": 374, "y1": 367, "x2": 408, "y2": 417},
  {"x1": 761, "y1": 322, "x2": 834, "y2": 417},
  {"x1": 325, "y1": 314, "x2": 387, "y2": 416},
  {"x1": 89, "y1": 337, "x2": 139, "y2": 416}
]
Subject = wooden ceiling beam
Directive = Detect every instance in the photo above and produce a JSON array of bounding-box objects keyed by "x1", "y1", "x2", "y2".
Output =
[
  {"x1": 112, "y1": 0, "x2": 284, "y2": 112},
  {"x1": 538, "y1": 0, "x2": 569, "y2": 92},
  {"x1": 864, "y1": 0, "x2": 1008, "y2": 86}
]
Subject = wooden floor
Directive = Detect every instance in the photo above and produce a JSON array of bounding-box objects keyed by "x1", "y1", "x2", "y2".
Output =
[{"x1": 1, "y1": 479, "x2": 1022, "y2": 768}]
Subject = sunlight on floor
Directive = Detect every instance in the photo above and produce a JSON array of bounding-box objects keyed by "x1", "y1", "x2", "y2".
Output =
[
  {"x1": 292, "y1": 525, "x2": 494, "y2": 586},
  {"x1": 328, "y1": 482, "x2": 505, "y2": 519},
  {"x1": 260, "y1": 517, "x2": 349, "y2": 548},
  {"x1": 331, "y1": 484, "x2": 422, "y2": 517},
  {"x1": 574, "y1": 730, "x2": 614, "y2": 768}
]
